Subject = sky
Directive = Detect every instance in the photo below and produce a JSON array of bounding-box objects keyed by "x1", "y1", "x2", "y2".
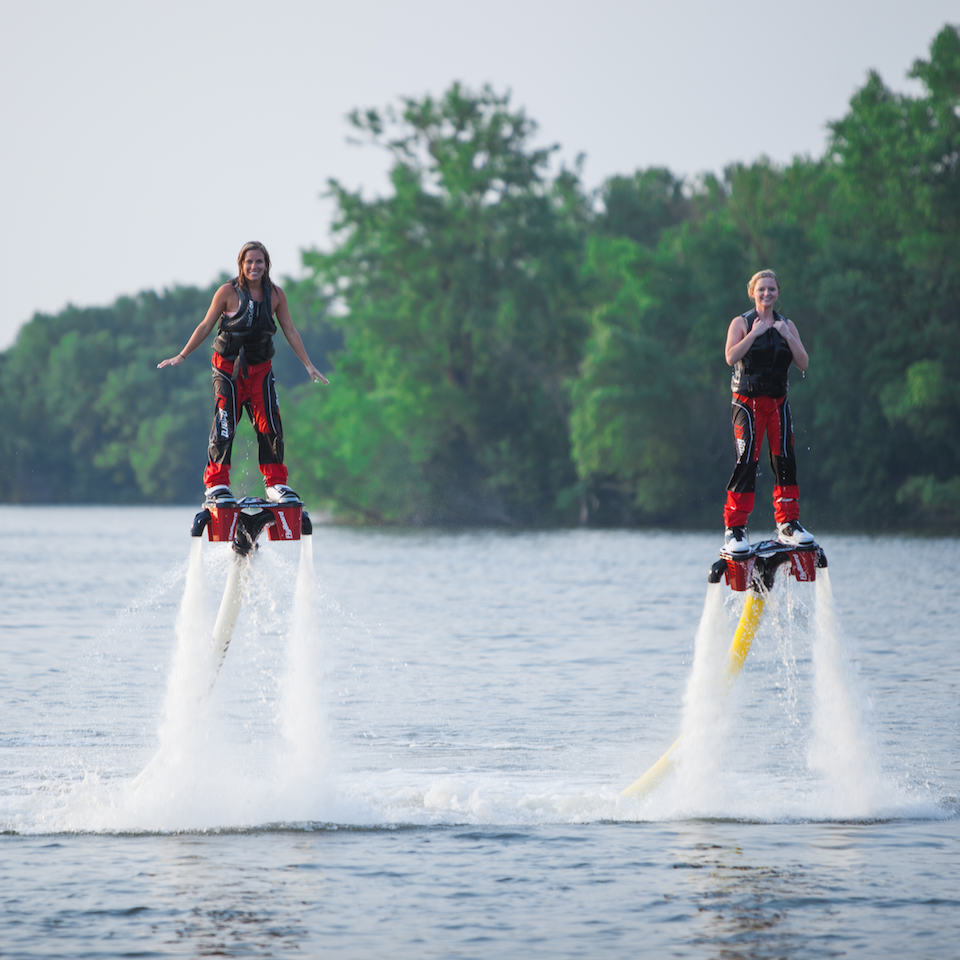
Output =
[{"x1": 1, "y1": 0, "x2": 956, "y2": 348}]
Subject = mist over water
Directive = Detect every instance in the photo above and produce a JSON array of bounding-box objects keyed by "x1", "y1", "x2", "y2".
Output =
[
  {"x1": 41, "y1": 535, "x2": 338, "y2": 833},
  {"x1": 2, "y1": 509, "x2": 958, "y2": 958},
  {"x1": 632, "y1": 569, "x2": 923, "y2": 823},
  {"x1": 2, "y1": 516, "x2": 947, "y2": 834}
]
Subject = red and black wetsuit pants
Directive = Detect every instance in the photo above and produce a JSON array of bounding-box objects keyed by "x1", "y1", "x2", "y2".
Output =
[
  {"x1": 202, "y1": 353, "x2": 289, "y2": 490},
  {"x1": 724, "y1": 393, "x2": 800, "y2": 529}
]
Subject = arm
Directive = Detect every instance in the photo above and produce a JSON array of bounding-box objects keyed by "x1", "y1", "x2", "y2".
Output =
[
  {"x1": 774, "y1": 318, "x2": 809, "y2": 372},
  {"x1": 725, "y1": 315, "x2": 770, "y2": 366},
  {"x1": 273, "y1": 285, "x2": 329, "y2": 385},
  {"x1": 157, "y1": 284, "x2": 232, "y2": 368}
]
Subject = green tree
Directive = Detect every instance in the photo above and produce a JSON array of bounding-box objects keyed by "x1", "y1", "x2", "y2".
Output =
[
  {"x1": 569, "y1": 185, "x2": 754, "y2": 526},
  {"x1": 817, "y1": 25, "x2": 960, "y2": 524},
  {"x1": 569, "y1": 25, "x2": 960, "y2": 530},
  {"x1": 294, "y1": 83, "x2": 590, "y2": 524},
  {"x1": 0, "y1": 275, "x2": 342, "y2": 504},
  {"x1": 594, "y1": 167, "x2": 693, "y2": 248},
  {"x1": 1, "y1": 287, "x2": 217, "y2": 502},
  {"x1": 6, "y1": 27, "x2": 958, "y2": 530}
]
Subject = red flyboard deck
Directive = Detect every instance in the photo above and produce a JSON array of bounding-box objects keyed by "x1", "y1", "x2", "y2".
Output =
[
  {"x1": 205, "y1": 503, "x2": 302, "y2": 542},
  {"x1": 718, "y1": 540, "x2": 820, "y2": 592}
]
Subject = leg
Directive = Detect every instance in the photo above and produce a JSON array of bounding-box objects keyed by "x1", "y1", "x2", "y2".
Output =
[
  {"x1": 248, "y1": 365, "x2": 288, "y2": 488},
  {"x1": 203, "y1": 367, "x2": 238, "y2": 489},
  {"x1": 767, "y1": 397, "x2": 799, "y2": 524},
  {"x1": 724, "y1": 397, "x2": 762, "y2": 528}
]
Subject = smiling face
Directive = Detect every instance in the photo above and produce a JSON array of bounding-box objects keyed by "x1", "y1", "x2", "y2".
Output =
[
  {"x1": 241, "y1": 248, "x2": 266, "y2": 284},
  {"x1": 236, "y1": 241, "x2": 271, "y2": 290},
  {"x1": 752, "y1": 276, "x2": 779, "y2": 312}
]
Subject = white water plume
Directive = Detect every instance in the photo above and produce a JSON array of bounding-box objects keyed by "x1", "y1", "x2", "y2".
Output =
[
  {"x1": 808, "y1": 569, "x2": 885, "y2": 814},
  {"x1": 277, "y1": 536, "x2": 331, "y2": 814},
  {"x1": 133, "y1": 538, "x2": 216, "y2": 780},
  {"x1": 644, "y1": 564, "x2": 898, "y2": 821},
  {"x1": 104, "y1": 534, "x2": 332, "y2": 829},
  {"x1": 670, "y1": 583, "x2": 732, "y2": 809}
]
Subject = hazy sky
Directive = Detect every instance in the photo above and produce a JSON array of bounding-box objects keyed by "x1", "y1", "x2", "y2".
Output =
[{"x1": 1, "y1": 0, "x2": 956, "y2": 348}]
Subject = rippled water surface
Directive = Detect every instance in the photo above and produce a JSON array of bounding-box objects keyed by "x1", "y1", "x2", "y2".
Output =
[{"x1": 1, "y1": 506, "x2": 958, "y2": 958}]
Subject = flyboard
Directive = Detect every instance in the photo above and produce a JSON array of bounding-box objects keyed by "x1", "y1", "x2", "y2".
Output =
[
  {"x1": 191, "y1": 495, "x2": 314, "y2": 683},
  {"x1": 621, "y1": 536, "x2": 827, "y2": 798}
]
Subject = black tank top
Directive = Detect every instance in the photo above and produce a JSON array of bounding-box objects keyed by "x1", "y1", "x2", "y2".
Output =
[
  {"x1": 730, "y1": 310, "x2": 793, "y2": 398},
  {"x1": 212, "y1": 280, "x2": 277, "y2": 365}
]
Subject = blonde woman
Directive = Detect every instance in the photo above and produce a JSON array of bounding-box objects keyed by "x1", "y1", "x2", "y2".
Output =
[{"x1": 722, "y1": 269, "x2": 813, "y2": 554}]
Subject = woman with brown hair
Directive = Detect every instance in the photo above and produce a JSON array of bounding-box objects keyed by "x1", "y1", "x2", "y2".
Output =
[{"x1": 158, "y1": 241, "x2": 327, "y2": 504}]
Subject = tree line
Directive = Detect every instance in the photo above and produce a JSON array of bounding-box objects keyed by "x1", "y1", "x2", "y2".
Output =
[{"x1": 3, "y1": 25, "x2": 958, "y2": 530}]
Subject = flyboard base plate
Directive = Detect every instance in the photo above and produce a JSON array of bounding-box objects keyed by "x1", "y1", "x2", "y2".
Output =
[
  {"x1": 711, "y1": 539, "x2": 824, "y2": 592},
  {"x1": 191, "y1": 497, "x2": 312, "y2": 555}
]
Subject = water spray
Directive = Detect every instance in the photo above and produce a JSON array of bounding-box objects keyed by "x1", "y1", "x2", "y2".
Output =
[
  {"x1": 622, "y1": 538, "x2": 827, "y2": 798},
  {"x1": 191, "y1": 497, "x2": 314, "y2": 681}
]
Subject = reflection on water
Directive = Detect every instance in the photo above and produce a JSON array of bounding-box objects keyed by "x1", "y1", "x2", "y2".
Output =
[
  {"x1": 676, "y1": 834, "x2": 827, "y2": 959},
  {"x1": 669, "y1": 819, "x2": 960, "y2": 960},
  {"x1": 158, "y1": 838, "x2": 316, "y2": 956}
]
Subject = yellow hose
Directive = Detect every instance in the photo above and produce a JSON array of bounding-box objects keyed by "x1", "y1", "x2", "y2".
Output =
[
  {"x1": 621, "y1": 737, "x2": 680, "y2": 798},
  {"x1": 621, "y1": 592, "x2": 765, "y2": 798},
  {"x1": 724, "y1": 593, "x2": 764, "y2": 685},
  {"x1": 210, "y1": 556, "x2": 244, "y2": 677}
]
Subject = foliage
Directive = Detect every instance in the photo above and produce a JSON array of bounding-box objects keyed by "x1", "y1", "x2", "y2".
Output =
[
  {"x1": 4, "y1": 27, "x2": 959, "y2": 530},
  {"x1": 567, "y1": 25, "x2": 960, "y2": 528},
  {"x1": 0, "y1": 280, "x2": 337, "y2": 503},
  {"x1": 297, "y1": 84, "x2": 589, "y2": 524},
  {"x1": 1, "y1": 287, "x2": 211, "y2": 502}
]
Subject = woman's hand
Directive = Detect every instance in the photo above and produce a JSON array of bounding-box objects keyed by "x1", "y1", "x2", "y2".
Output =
[
  {"x1": 725, "y1": 314, "x2": 768, "y2": 365},
  {"x1": 157, "y1": 354, "x2": 186, "y2": 369},
  {"x1": 305, "y1": 362, "x2": 329, "y2": 385}
]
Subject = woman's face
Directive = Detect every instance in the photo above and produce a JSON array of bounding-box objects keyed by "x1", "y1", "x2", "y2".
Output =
[
  {"x1": 241, "y1": 249, "x2": 266, "y2": 283},
  {"x1": 753, "y1": 277, "x2": 779, "y2": 311}
]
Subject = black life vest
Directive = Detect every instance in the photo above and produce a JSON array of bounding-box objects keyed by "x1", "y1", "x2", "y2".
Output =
[
  {"x1": 730, "y1": 310, "x2": 793, "y2": 398},
  {"x1": 212, "y1": 279, "x2": 277, "y2": 366}
]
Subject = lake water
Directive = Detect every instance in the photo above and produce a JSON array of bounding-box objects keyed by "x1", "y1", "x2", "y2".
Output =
[{"x1": 1, "y1": 506, "x2": 958, "y2": 958}]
